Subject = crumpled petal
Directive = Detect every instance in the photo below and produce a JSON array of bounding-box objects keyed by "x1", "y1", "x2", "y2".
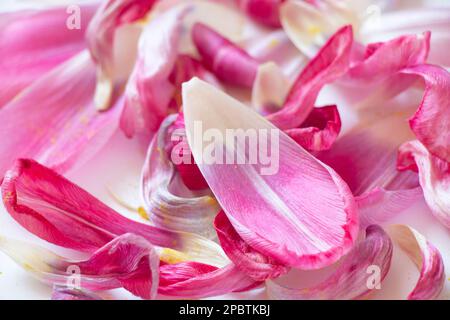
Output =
[
  {"x1": 214, "y1": 211, "x2": 290, "y2": 281},
  {"x1": 267, "y1": 25, "x2": 353, "y2": 129},
  {"x1": 51, "y1": 286, "x2": 103, "y2": 300},
  {"x1": 183, "y1": 78, "x2": 358, "y2": 269},
  {"x1": 86, "y1": 0, "x2": 157, "y2": 110},
  {"x1": 1, "y1": 158, "x2": 228, "y2": 266},
  {"x1": 237, "y1": 0, "x2": 284, "y2": 28},
  {"x1": 266, "y1": 225, "x2": 393, "y2": 300},
  {"x1": 402, "y1": 64, "x2": 450, "y2": 163},
  {"x1": 398, "y1": 141, "x2": 450, "y2": 229},
  {"x1": 0, "y1": 51, "x2": 122, "y2": 177},
  {"x1": 285, "y1": 105, "x2": 341, "y2": 152},
  {"x1": 0, "y1": 5, "x2": 96, "y2": 108},
  {"x1": 0, "y1": 233, "x2": 160, "y2": 299},
  {"x1": 388, "y1": 225, "x2": 445, "y2": 300},
  {"x1": 192, "y1": 22, "x2": 259, "y2": 88},
  {"x1": 142, "y1": 115, "x2": 220, "y2": 239}
]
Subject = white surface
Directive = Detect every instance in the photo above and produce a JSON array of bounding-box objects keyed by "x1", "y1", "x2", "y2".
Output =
[{"x1": 0, "y1": 0, "x2": 449, "y2": 300}]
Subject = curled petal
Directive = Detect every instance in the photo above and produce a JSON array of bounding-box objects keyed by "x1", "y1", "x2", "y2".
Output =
[
  {"x1": 86, "y1": 0, "x2": 156, "y2": 110},
  {"x1": 1, "y1": 158, "x2": 227, "y2": 266},
  {"x1": 238, "y1": 0, "x2": 284, "y2": 28},
  {"x1": 267, "y1": 225, "x2": 393, "y2": 300},
  {"x1": 0, "y1": 234, "x2": 160, "y2": 299},
  {"x1": 183, "y1": 78, "x2": 358, "y2": 269},
  {"x1": 0, "y1": 51, "x2": 122, "y2": 177},
  {"x1": 388, "y1": 225, "x2": 445, "y2": 300},
  {"x1": 214, "y1": 211, "x2": 290, "y2": 281},
  {"x1": 142, "y1": 115, "x2": 220, "y2": 239},
  {"x1": 192, "y1": 22, "x2": 259, "y2": 88},
  {"x1": 398, "y1": 141, "x2": 450, "y2": 229},
  {"x1": 0, "y1": 5, "x2": 96, "y2": 107},
  {"x1": 267, "y1": 25, "x2": 353, "y2": 129},
  {"x1": 402, "y1": 65, "x2": 450, "y2": 163},
  {"x1": 285, "y1": 105, "x2": 341, "y2": 152}
]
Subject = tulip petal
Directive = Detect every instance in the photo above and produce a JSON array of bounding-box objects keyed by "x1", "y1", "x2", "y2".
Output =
[
  {"x1": 192, "y1": 22, "x2": 259, "y2": 88},
  {"x1": 0, "y1": 5, "x2": 96, "y2": 107},
  {"x1": 388, "y1": 225, "x2": 445, "y2": 300},
  {"x1": 183, "y1": 78, "x2": 358, "y2": 269},
  {"x1": 285, "y1": 105, "x2": 341, "y2": 152},
  {"x1": 0, "y1": 51, "x2": 122, "y2": 177},
  {"x1": 86, "y1": 0, "x2": 157, "y2": 110},
  {"x1": 214, "y1": 211, "x2": 290, "y2": 281},
  {"x1": 142, "y1": 115, "x2": 220, "y2": 239},
  {"x1": 398, "y1": 141, "x2": 450, "y2": 229},
  {"x1": 238, "y1": 0, "x2": 284, "y2": 28},
  {"x1": 0, "y1": 233, "x2": 160, "y2": 299},
  {"x1": 267, "y1": 25, "x2": 353, "y2": 129},
  {"x1": 402, "y1": 65, "x2": 450, "y2": 163},
  {"x1": 267, "y1": 225, "x2": 393, "y2": 299},
  {"x1": 51, "y1": 286, "x2": 103, "y2": 300},
  {"x1": 1, "y1": 158, "x2": 228, "y2": 266}
]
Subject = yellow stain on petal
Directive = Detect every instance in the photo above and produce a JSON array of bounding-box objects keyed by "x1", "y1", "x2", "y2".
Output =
[
  {"x1": 267, "y1": 38, "x2": 280, "y2": 49},
  {"x1": 137, "y1": 206, "x2": 150, "y2": 221},
  {"x1": 23, "y1": 263, "x2": 34, "y2": 272},
  {"x1": 159, "y1": 248, "x2": 190, "y2": 264},
  {"x1": 307, "y1": 25, "x2": 322, "y2": 36}
]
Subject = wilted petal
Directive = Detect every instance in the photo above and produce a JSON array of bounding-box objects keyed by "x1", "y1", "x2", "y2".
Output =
[
  {"x1": 214, "y1": 211, "x2": 290, "y2": 281},
  {"x1": 267, "y1": 225, "x2": 393, "y2": 299},
  {"x1": 1, "y1": 159, "x2": 227, "y2": 266},
  {"x1": 0, "y1": 233, "x2": 160, "y2": 299},
  {"x1": 0, "y1": 5, "x2": 96, "y2": 108},
  {"x1": 142, "y1": 115, "x2": 220, "y2": 239},
  {"x1": 86, "y1": 0, "x2": 157, "y2": 110},
  {"x1": 192, "y1": 22, "x2": 259, "y2": 88},
  {"x1": 267, "y1": 25, "x2": 353, "y2": 129},
  {"x1": 285, "y1": 105, "x2": 341, "y2": 152},
  {"x1": 183, "y1": 78, "x2": 358, "y2": 269},
  {"x1": 388, "y1": 225, "x2": 445, "y2": 300},
  {"x1": 402, "y1": 65, "x2": 450, "y2": 163},
  {"x1": 398, "y1": 141, "x2": 450, "y2": 229},
  {"x1": 238, "y1": 0, "x2": 284, "y2": 28},
  {"x1": 0, "y1": 51, "x2": 122, "y2": 177},
  {"x1": 52, "y1": 286, "x2": 103, "y2": 300}
]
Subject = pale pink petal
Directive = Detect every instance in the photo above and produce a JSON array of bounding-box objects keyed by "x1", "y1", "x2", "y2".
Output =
[
  {"x1": 183, "y1": 78, "x2": 358, "y2": 270},
  {"x1": 398, "y1": 141, "x2": 450, "y2": 229},
  {"x1": 51, "y1": 286, "x2": 102, "y2": 300},
  {"x1": 267, "y1": 25, "x2": 353, "y2": 129},
  {"x1": 0, "y1": 5, "x2": 96, "y2": 107},
  {"x1": 267, "y1": 225, "x2": 393, "y2": 299},
  {"x1": 388, "y1": 225, "x2": 445, "y2": 300},
  {"x1": 0, "y1": 51, "x2": 122, "y2": 177},
  {"x1": 214, "y1": 211, "x2": 290, "y2": 281}
]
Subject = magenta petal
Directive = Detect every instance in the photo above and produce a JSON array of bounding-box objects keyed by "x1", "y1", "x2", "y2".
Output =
[
  {"x1": 285, "y1": 105, "x2": 342, "y2": 152},
  {"x1": 183, "y1": 78, "x2": 358, "y2": 269},
  {"x1": 389, "y1": 225, "x2": 445, "y2": 300},
  {"x1": 214, "y1": 211, "x2": 290, "y2": 281},
  {"x1": 267, "y1": 25, "x2": 353, "y2": 129},
  {"x1": 192, "y1": 23, "x2": 259, "y2": 88},
  {"x1": 402, "y1": 65, "x2": 450, "y2": 163},
  {"x1": 0, "y1": 51, "x2": 122, "y2": 177},
  {"x1": 267, "y1": 225, "x2": 393, "y2": 300},
  {"x1": 0, "y1": 5, "x2": 96, "y2": 107},
  {"x1": 1, "y1": 159, "x2": 185, "y2": 252},
  {"x1": 238, "y1": 0, "x2": 284, "y2": 28},
  {"x1": 398, "y1": 141, "x2": 450, "y2": 229}
]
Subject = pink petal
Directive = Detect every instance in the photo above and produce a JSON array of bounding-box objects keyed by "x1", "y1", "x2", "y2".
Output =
[
  {"x1": 0, "y1": 5, "x2": 96, "y2": 107},
  {"x1": 183, "y1": 78, "x2": 358, "y2": 269},
  {"x1": 214, "y1": 211, "x2": 290, "y2": 281},
  {"x1": 52, "y1": 287, "x2": 102, "y2": 300},
  {"x1": 237, "y1": 0, "x2": 285, "y2": 28},
  {"x1": 388, "y1": 225, "x2": 445, "y2": 300},
  {"x1": 267, "y1": 225, "x2": 393, "y2": 299},
  {"x1": 121, "y1": 6, "x2": 186, "y2": 139},
  {"x1": 86, "y1": 0, "x2": 157, "y2": 109},
  {"x1": 192, "y1": 22, "x2": 259, "y2": 88},
  {"x1": 398, "y1": 141, "x2": 450, "y2": 229},
  {"x1": 267, "y1": 25, "x2": 353, "y2": 129},
  {"x1": 285, "y1": 105, "x2": 341, "y2": 152},
  {"x1": 402, "y1": 64, "x2": 450, "y2": 163},
  {"x1": 0, "y1": 51, "x2": 122, "y2": 177}
]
